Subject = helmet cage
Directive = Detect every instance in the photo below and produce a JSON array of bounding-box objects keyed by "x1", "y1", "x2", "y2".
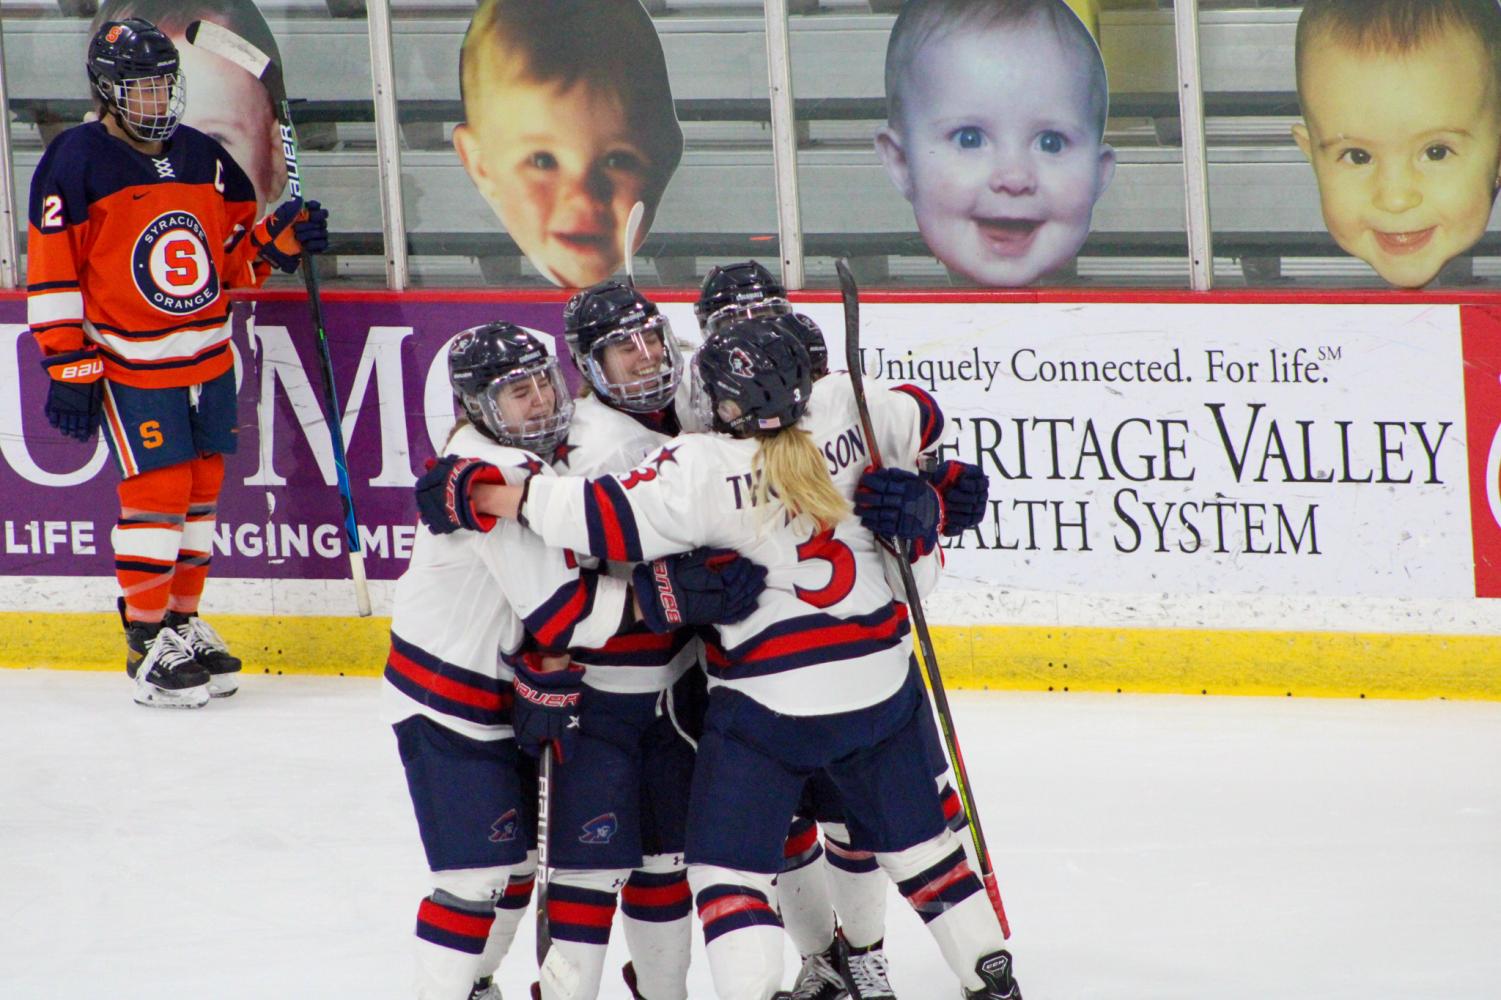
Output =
[
  {"x1": 580, "y1": 312, "x2": 684, "y2": 413},
  {"x1": 465, "y1": 359, "x2": 574, "y2": 456},
  {"x1": 96, "y1": 70, "x2": 186, "y2": 143},
  {"x1": 702, "y1": 296, "x2": 792, "y2": 337}
]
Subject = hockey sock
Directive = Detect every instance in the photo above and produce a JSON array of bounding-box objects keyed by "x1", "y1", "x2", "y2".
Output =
[
  {"x1": 690, "y1": 865, "x2": 785, "y2": 1000},
  {"x1": 620, "y1": 854, "x2": 693, "y2": 1000},
  {"x1": 776, "y1": 816, "x2": 836, "y2": 957},
  {"x1": 476, "y1": 862, "x2": 535, "y2": 979},
  {"x1": 167, "y1": 452, "x2": 224, "y2": 615},
  {"x1": 878, "y1": 832, "x2": 1006, "y2": 993},
  {"x1": 541, "y1": 868, "x2": 628, "y2": 1000},
  {"x1": 821, "y1": 822, "x2": 887, "y2": 950},
  {"x1": 114, "y1": 462, "x2": 193, "y2": 624},
  {"x1": 413, "y1": 889, "x2": 496, "y2": 1000}
]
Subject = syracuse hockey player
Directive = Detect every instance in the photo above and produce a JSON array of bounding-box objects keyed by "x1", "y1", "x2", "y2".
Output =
[
  {"x1": 26, "y1": 18, "x2": 328, "y2": 708},
  {"x1": 399, "y1": 321, "x2": 766, "y2": 1000},
  {"x1": 440, "y1": 318, "x2": 1022, "y2": 1000}
]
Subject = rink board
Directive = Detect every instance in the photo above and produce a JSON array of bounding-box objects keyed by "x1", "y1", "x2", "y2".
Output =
[{"x1": 3, "y1": 290, "x2": 1501, "y2": 698}]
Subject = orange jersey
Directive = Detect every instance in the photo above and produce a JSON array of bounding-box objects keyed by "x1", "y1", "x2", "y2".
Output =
[{"x1": 27, "y1": 121, "x2": 273, "y2": 388}]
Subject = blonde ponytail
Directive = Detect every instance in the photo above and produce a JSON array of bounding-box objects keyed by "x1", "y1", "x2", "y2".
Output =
[{"x1": 753, "y1": 427, "x2": 851, "y2": 532}]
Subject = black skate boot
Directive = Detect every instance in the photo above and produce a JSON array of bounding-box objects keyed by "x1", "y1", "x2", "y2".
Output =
[
  {"x1": 468, "y1": 975, "x2": 501, "y2": 999},
  {"x1": 122, "y1": 611, "x2": 210, "y2": 710},
  {"x1": 841, "y1": 936, "x2": 895, "y2": 999},
  {"x1": 164, "y1": 610, "x2": 242, "y2": 697},
  {"x1": 790, "y1": 936, "x2": 850, "y2": 1000},
  {"x1": 964, "y1": 949, "x2": 1021, "y2": 1000}
]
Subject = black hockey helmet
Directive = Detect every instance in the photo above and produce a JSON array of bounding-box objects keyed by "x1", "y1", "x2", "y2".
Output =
[
  {"x1": 448, "y1": 322, "x2": 573, "y2": 456},
  {"x1": 692, "y1": 316, "x2": 813, "y2": 437},
  {"x1": 694, "y1": 260, "x2": 791, "y2": 334},
  {"x1": 771, "y1": 312, "x2": 828, "y2": 381},
  {"x1": 87, "y1": 19, "x2": 185, "y2": 143},
  {"x1": 562, "y1": 280, "x2": 683, "y2": 413}
]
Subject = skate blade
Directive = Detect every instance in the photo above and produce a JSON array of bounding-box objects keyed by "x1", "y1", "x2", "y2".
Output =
[
  {"x1": 207, "y1": 676, "x2": 239, "y2": 698},
  {"x1": 133, "y1": 684, "x2": 211, "y2": 709}
]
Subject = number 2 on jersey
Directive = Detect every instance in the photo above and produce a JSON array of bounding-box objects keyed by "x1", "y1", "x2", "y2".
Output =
[{"x1": 794, "y1": 528, "x2": 855, "y2": 608}]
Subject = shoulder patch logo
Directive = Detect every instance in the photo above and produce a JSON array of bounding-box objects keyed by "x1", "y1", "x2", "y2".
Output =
[
  {"x1": 132, "y1": 211, "x2": 220, "y2": 316},
  {"x1": 578, "y1": 813, "x2": 619, "y2": 845}
]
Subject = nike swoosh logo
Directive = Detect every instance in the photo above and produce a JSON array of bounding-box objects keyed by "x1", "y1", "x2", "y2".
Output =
[{"x1": 132, "y1": 192, "x2": 149, "y2": 200}]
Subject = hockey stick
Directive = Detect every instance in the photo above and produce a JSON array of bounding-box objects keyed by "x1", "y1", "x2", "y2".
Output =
[
  {"x1": 835, "y1": 258, "x2": 1011, "y2": 938},
  {"x1": 535, "y1": 744, "x2": 554, "y2": 963},
  {"x1": 622, "y1": 200, "x2": 644, "y2": 286},
  {"x1": 186, "y1": 20, "x2": 372, "y2": 617}
]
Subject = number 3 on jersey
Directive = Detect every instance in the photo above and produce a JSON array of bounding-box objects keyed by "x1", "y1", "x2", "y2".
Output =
[{"x1": 795, "y1": 528, "x2": 855, "y2": 608}]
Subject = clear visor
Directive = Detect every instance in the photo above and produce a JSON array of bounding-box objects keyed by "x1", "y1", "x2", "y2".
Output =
[
  {"x1": 475, "y1": 360, "x2": 574, "y2": 456},
  {"x1": 584, "y1": 313, "x2": 684, "y2": 413},
  {"x1": 703, "y1": 297, "x2": 792, "y2": 337},
  {"x1": 107, "y1": 71, "x2": 186, "y2": 143}
]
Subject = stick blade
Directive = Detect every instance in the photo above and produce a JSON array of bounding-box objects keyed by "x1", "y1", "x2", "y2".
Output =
[
  {"x1": 835, "y1": 258, "x2": 862, "y2": 383},
  {"x1": 186, "y1": 19, "x2": 286, "y2": 104},
  {"x1": 623, "y1": 200, "x2": 645, "y2": 285}
]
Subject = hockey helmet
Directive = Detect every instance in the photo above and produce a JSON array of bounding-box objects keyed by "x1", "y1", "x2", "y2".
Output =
[
  {"x1": 562, "y1": 280, "x2": 683, "y2": 413},
  {"x1": 694, "y1": 260, "x2": 791, "y2": 334},
  {"x1": 448, "y1": 322, "x2": 574, "y2": 456},
  {"x1": 771, "y1": 312, "x2": 829, "y2": 381},
  {"x1": 87, "y1": 19, "x2": 186, "y2": 143},
  {"x1": 692, "y1": 316, "x2": 813, "y2": 437}
]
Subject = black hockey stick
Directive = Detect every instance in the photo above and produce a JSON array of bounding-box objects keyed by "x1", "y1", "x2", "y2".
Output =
[
  {"x1": 185, "y1": 20, "x2": 371, "y2": 617},
  {"x1": 835, "y1": 258, "x2": 1011, "y2": 938}
]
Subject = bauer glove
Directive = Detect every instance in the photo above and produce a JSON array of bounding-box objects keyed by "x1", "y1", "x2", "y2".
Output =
[
  {"x1": 511, "y1": 656, "x2": 583, "y2": 762},
  {"x1": 855, "y1": 466, "x2": 942, "y2": 552},
  {"x1": 252, "y1": 198, "x2": 329, "y2": 273},
  {"x1": 925, "y1": 459, "x2": 988, "y2": 535},
  {"x1": 414, "y1": 455, "x2": 503, "y2": 534},
  {"x1": 632, "y1": 547, "x2": 768, "y2": 633},
  {"x1": 40, "y1": 347, "x2": 105, "y2": 443}
]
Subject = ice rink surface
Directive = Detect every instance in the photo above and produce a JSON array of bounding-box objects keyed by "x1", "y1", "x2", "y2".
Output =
[{"x1": 1, "y1": 670, "x2": 1498, "y2": 1000}]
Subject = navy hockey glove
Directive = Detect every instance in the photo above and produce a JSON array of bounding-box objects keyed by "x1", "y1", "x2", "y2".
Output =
[
  {"x1": 632, "y1": 547, "x2": 768, "y2": 633},
  {"x1": 926, "y1": 460, "x2": 988, "y2": 535},
  {"x1": 855, "y1": 466, "x2": 941, "y2": 551},
  {"x1": 511, "y1": 657, "x2": 583, "y2": 762},
  {"x1": 40, "y1": 348, "x2": 105, "y2": 442},
  {"x1": 414, "y1": 455, "x2": 503, "y2": 534},
  {"x1": 252, "y1": 198, "x2": 327, "y2": 273}
]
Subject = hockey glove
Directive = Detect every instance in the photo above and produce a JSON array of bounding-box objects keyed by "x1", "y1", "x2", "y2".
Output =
[
  {"x1": 511, "y1": 657, "x2": 583, "y2": 762},
  {"x1": 252, "y1": 198, "x2": 328, "y2": 273},
  {"x1": 855, "y1": 466, "x2": 942, "y2": 552},
  {"x1": 415, "y1": 455, "x2": 504, "y2": 534},
  {"x1": 40, "y1": 348, "x2": 105, "y2": 442},
  {"x1": 926, "y1": 460, "x2": 989, "y2": 535},
  {"x1": 632, "y1": 546, "x2": 768, "y2": 633}
]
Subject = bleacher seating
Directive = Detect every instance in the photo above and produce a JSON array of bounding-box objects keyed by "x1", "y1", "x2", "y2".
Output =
[{"x1": 5, "y1": 5, "x2": 1499, "y2": 286}]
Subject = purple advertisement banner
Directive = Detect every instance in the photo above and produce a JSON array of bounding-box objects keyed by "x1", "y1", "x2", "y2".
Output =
[{"x1": 0, "y1": 296, "x2": 570, "y2": 581}]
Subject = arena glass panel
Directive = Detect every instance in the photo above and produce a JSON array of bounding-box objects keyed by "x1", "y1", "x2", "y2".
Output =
[
  {"x1": 389, "y1": 1, "x2": 784, "y2": 290},
  {"x1": 786, "y1": 0, "x2": 1191, "y2": 290},
  {"x1": 3, "y1": 0, "x2": 380, "y2": 288},
  {"x1": 1199, "y1": 3, "x2": 1501, "y2": 290}
]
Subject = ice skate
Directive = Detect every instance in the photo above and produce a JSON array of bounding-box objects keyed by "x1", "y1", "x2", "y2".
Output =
[
  {"x1": 124, "y1": 620, "x2": 210, "y2": 709},
  {"x1": 468, "y1": 976, "x2": 502, "y2": 999},
  {"x1": 841, "y1": 938, "x2": 895, "y2": 999},
  {"x1": 164, "y1": 611, "x2": 242, "y2": 697},
  {"x1": 962, "y1": 949, "x2": 1021, "y2": 1000},
  {"x1": 789, "y1": 937, "x2": 849, "y2": 1000}
]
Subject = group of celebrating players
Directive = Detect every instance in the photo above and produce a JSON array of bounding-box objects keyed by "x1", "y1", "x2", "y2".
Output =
[{"x1": 388, "y1": 262, "x2": 1023, "y2": 1000}]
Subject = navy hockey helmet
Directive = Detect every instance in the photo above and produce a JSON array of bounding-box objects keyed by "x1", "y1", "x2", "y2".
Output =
[
  {"x1": 694, "y1": 260, "x2": 791, "y2": 334},
  {"x1": 562, "y1": 280, "x2": 683, "y2": 413},
  {"x1": 771, "y1": 312, "x2": 829, "y2": 381},
  {"x1": 448, "y1": 322, "x2": 574, "y2": 456},
  {"x1": 87, "y1": 19, "x2": 185, "y2": 143},
  {"x1": 692, "y1": 316, "x2": 813, "y2": 437}
]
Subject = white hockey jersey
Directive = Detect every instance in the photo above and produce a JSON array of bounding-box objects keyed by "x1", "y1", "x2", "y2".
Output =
[
  {"x1": 382, "y1": 426, "x2": 631, "y2": 741},
  {"x1": 552, "y1": 394, "x2": 699, "y2": 695},
  {"x1": 522, "y1": 379, "x2": 948, "y2": 717}
]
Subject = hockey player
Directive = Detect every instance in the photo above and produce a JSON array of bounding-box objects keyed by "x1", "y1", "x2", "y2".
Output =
[
  {"x1": 445, "y1": 318, "x2": 1022, "y2": 1000},
  {"x1": 696, "y1": 268, "x2": 991, "y2": 1000},
  {"x1": 397, "y1": 321, "x2": 766, "y2": 1000},
  {"x1": 27, "y1": 18, "x2": 328, "y2": 708}
]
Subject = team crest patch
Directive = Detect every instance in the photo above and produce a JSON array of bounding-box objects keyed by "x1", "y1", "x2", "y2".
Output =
[
  {"x1": 132, "y1": 211, "x2": 221, "y2": 316},
  {"x1": 578, "y1": 813, "x2": 619, "y2": 845},
  {"x1": 728, "y1": 348, "x2": 756, "y2": 378},
  {"x1": 490, "y1": 808, "x2": 520, "y2": 843}
]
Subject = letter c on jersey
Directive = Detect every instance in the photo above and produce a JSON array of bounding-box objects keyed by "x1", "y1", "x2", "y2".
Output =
[{"x1": 132, "y1": 211, "x2": 221, "y2": 316}]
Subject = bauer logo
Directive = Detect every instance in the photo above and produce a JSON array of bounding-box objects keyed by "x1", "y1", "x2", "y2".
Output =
[
  {"x1": 1458, "y1": 307, "x2": 1501, "y2": 597},
  {"x1": 132, "y1": 211, "x2": 220, "y2": 316}
]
